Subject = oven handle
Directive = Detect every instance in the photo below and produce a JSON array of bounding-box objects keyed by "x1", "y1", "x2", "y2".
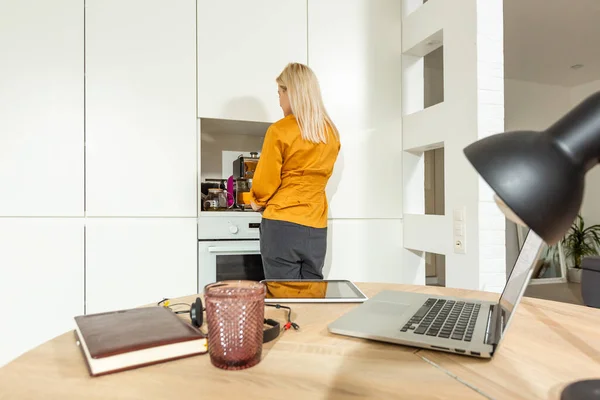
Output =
[{"x1": 207, "y1": 245, "x2": 260, "y2": 254}]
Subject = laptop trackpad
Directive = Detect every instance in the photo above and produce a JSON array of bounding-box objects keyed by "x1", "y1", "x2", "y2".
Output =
[
  {"x1": 328, "y1": 299, "x2": 414, "y2": 335},
  {"x1": 354, "y1": 301, "x2": 410, "y2": 332},
  {"x1": 368, "y1": 301, "x2": 410, "y2": 315},
  {"x1": 340, "y1": 301, "x2": 410, "y2": 336}
]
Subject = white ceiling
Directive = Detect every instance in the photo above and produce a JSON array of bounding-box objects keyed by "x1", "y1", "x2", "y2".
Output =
[{"x1": 504, "y1": 0, "x2": 600, "y2": 87}]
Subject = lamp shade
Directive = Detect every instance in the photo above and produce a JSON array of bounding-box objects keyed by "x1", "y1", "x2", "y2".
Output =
[{"x1": 463, "y1": 91, "x2": 600, "y2": 245}]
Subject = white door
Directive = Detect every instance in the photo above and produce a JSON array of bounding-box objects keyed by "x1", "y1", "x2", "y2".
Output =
[
  {"x1": 0, "y1": 218, "x2": 84, "y2": 367},
  {"x1": 197, "y1": 0, "x2": 308, "y2": 123},
  {"x1": 85, "y1": 0, "x2": 197, "y2": 217},
  {"x1": 308, "y1": 0, "x2": 403, "y2": 219},
  {"x1": 85, "y1": 218, "x2": 198, "y2": 314},
  {"x1": 0, "y1": 0, "x2": 84, "y2": 217}
]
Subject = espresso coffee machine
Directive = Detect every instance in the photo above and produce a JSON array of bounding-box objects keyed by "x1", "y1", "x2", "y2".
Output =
[
  {"x1": 232, "y1": 152, "x2": 259, "y2": 210},
  {"x1": 232, "y1": 152, "x2": 259, "y2": 179}
]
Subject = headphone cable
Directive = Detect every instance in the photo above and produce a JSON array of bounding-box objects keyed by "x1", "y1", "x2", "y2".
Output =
[{"x1": 266, "y1": 303, "x2": 300, "y2": 330}]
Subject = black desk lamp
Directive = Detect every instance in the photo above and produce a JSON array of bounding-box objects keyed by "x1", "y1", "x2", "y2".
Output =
[{"x1": 463, "y1": 90, "x2": 600, "y2": 399}]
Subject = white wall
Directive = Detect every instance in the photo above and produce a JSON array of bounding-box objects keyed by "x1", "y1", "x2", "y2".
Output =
[
  {"x1": 504, "y1": 79, "x2": 572, "y2": 131},
  {"x1": 571, "y1": 79, "x2": 600, "y2": 105},
  {"x1": 571, "y1": 80, "x2": 600, "y2": 227},
  {"x1": 402, "y1": 0, "x2": 506, "y2": 292}
]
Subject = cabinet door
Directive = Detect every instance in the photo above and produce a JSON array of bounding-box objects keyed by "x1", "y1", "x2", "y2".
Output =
[
  {"x1": 85, "y1": 218, "x2": 198, "y2": 315},
  {"x1": 85, "y1": 0, "x2": 197, "y2": 217},
  {"x1": 325, "y1": 219, "x2": 403, "y2": 283},
  {"x1": 197, "y1": 0, "x2": 308, "y2": 123},
  {"x1": 0, "y1": 219, "x2": 84, "y2": 367},
  {"x1": 308, "y1": 0, "x2": 403, "y2": 219},
  {"x1": 0, "y1": 0, "x2": 83, "y2": 217}
]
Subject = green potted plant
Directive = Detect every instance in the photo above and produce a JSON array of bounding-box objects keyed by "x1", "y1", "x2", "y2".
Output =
[{"x1": 546, "y1": 215, "x2": 600, "y2": 283}]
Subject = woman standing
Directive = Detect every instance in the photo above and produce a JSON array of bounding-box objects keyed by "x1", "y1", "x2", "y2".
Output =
[{"x1": 250, "y1": 62, "x2": 340, "y2": 280}]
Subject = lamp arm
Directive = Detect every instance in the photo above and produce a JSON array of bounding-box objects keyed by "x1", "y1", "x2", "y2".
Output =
[{"x1": 548, "y1": 91, "x2": 600, "y2": 172}]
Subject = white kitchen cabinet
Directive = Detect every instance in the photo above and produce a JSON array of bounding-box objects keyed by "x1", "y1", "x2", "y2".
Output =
[
  {"x1": 85, "y1": 0, "x2": 197, "y2": 217},
  {"x1": 0, "y1": 218, "x2": 84, "y2": 367},
  {"x1": 0, "y1": 0, "x2": 84, "y2": 217},
  {"x1": 197, "y1": 0, "x2": 308, "y2": 123},
  {"x1": 324, "y1": 219, "x2": 403, "y2": 283},
  {"x1": 308, "y1": 0, "x2": 403, "y2": 219},
  {"x1": 85, "y1": 218, "x2": 198, "y2": 315}
]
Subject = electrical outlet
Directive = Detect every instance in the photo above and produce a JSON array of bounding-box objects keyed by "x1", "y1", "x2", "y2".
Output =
[{"x1": 454, "y1": 238, "x2": 466, "y2": 253}]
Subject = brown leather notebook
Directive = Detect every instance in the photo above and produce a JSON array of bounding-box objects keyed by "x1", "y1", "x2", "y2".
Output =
[{"x1": 74, "y1": 307, "x2": 207, "y2": 376}]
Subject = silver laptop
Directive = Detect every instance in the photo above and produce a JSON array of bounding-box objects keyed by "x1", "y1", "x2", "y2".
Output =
[{"x1": 328, "y1": 229, "x2": 544, "y2": 358}]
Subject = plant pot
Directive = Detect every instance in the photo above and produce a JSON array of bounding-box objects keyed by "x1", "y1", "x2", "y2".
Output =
[{"x1": 567, "y1": 267, "x2": 582, "y2": 283}]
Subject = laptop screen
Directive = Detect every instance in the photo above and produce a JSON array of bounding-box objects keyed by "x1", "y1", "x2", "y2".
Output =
[{"x1": 497, "y1": 228, "x2": 544, "y2": 333}]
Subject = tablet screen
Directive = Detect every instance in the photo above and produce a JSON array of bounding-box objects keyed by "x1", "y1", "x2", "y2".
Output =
[{"x1": 263, "y1": 280, "x2": 366, "y2": 300}]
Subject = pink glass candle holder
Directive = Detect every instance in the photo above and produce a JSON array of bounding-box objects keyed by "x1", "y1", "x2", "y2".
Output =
[{"x1": 204, "y1": 280, "x2": 266, "y2": 370}]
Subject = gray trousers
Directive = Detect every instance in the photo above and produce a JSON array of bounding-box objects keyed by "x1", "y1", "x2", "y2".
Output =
[{"x1": 260, "y1": 217, "x2": 327, "y2": 279}]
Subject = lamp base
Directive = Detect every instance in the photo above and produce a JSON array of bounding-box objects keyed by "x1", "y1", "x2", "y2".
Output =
[{"x1": 561, "y1": 379, "x2": 600, "y2": 399}]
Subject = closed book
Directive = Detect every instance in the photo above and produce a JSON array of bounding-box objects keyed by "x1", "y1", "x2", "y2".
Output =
[{"x1": 74, "y1": 306, "x2": 208, "y2": 376}]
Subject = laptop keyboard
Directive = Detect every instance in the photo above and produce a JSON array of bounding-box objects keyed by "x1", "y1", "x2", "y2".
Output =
[{"x1": 400, "y1": 298, "x2": 481, "y2": 342}]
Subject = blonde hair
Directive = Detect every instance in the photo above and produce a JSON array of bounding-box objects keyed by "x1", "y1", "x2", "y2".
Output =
[{"x1": 276, "y1": 63, "x2": 339, "y2": 144}]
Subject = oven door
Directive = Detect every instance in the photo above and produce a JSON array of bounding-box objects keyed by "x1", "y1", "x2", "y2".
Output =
[{"x1": 198, "y1": 240, "x2": 264, "y2": 291}]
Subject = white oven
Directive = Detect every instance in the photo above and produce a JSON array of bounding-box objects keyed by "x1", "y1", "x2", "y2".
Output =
[{"x1": 197, "y1": 212, "x2": 264, "y2": 291}]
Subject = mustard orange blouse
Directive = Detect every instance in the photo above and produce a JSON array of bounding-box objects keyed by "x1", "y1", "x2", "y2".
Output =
[{"x1": 250, "y1": 114, "x2": 340, "y2": 229}]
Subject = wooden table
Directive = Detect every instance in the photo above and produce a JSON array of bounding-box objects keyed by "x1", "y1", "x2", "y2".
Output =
[{"x1": 1, "y1": 283, "x2": 599, "y2": 400}]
